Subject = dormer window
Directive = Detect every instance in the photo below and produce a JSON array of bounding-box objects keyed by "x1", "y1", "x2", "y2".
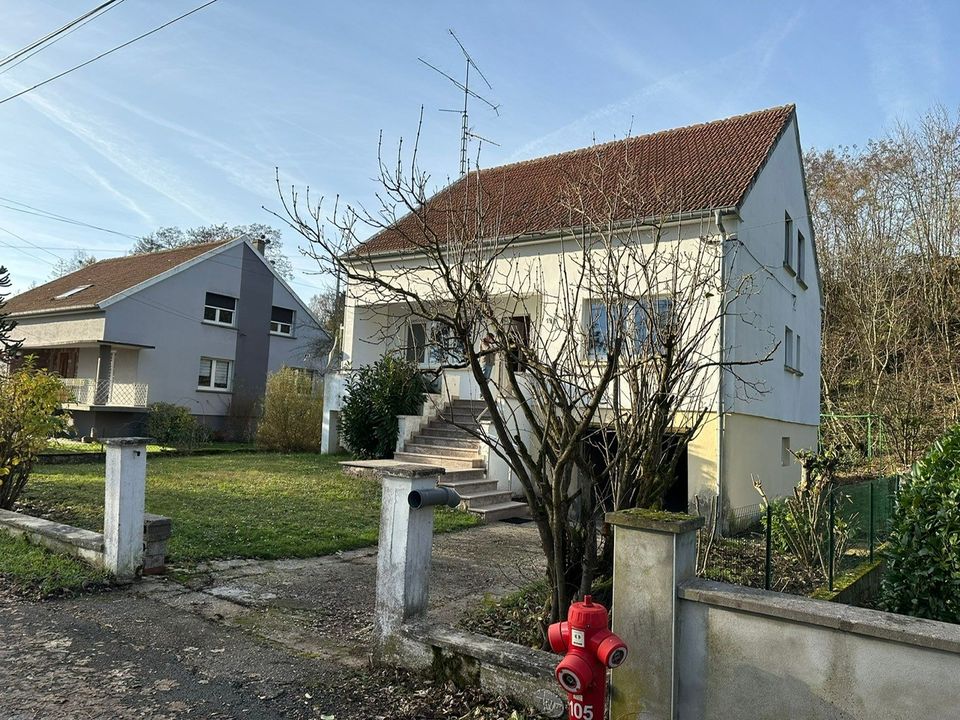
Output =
[
  {"x1": 270, "y1": 306, "x2": 294, "y2": 336},
  {"x1": 204, "y1": 292, "x2": 236, "y2": 326},
  {"x1": 53, "y1": 284, "x2": 92, "y2": 300}
]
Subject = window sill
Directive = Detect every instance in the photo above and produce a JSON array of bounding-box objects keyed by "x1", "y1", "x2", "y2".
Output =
[
  {"x1": 784, "y1": 365, "x2": 803, "y2": 377},
  {"x1": 797, "y1": 277, "x2": 808, "y2": 291},
  {"x1": 197, "y1": 387, "x2": 233, "y2": 394},
  {"x1": 202, "y1": 320, "x2": 236, "y2": 330},
  {"x1": 783, "y1": 262, "x2": 796, "y2": 276},
  {"x1": 270, "y1": 331, "x2": 295, "y2": 338}
]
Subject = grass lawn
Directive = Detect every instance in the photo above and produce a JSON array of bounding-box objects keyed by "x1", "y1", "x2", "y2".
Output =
[
  {"x1": 21, "y1": 453, "x2": 479, "y2": 563},
  {"x1": 0, "y1": 533, "x2": 111, "y2": 599}
]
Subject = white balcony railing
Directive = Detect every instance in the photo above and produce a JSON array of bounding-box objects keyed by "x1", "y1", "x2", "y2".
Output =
[{"x1": 61, "y1": 378, "x2": 149, "y2": 408}]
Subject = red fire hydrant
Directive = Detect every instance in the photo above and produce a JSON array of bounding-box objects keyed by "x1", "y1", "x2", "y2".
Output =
[{"x1": 547, "y1": 595, "x2": 627, "y2": 720}]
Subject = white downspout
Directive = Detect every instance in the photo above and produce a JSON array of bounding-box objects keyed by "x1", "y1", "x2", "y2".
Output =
[{"x1": 714, "y1": 209, "x2": 728, "y2": 529}]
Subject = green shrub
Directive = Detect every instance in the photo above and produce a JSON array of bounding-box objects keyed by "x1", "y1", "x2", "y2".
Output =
[
  {"x1": 340, "y1": 356, "x2": 425, "y2": 459},
  {"x1": 146, "y1": 402, "x2": 209, "y2": 449},
  {"x1": 880, "y1": 425, "x2": 960, "y2": 623},
  {"x1": 256, "y1": 368, "x2": 324, "y2": 452},
  {"x1": 0, "y1": 361, "x2": 67, "y2": 509}
]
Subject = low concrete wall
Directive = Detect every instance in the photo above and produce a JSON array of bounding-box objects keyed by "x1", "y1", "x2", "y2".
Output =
[
  {"x1": 810, "y1": 558, "x2": 885, "y2": 606},
  {"x1": 677, "y1": 580, "x2": 960, "y2": 720}
]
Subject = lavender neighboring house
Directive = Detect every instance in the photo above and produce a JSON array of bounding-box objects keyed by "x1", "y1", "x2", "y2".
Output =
[{"x1": 4, "y1": 237, "x2": 326, "y2": 438}]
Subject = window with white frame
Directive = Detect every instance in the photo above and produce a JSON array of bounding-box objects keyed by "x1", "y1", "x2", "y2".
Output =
[
  {"x1": 270, "y1": 306, "x2": 294, "y2": 336},
  {"x1": 405, "y1": 322, "x2": 428, "y2": 365},
  {"x1": 587, "y1": 298, "x2": 673, "y2": 357},
  {"x1": 783, "y1": 211, "x2": 794, "y2": 272},
  {"x1": 635, "y1": 297, "x2": 674, "y2": 353},
  {"x1": 784, "y1": 326, "x2": 797, "y2": 372},
  {"x1": 198, "y1": 357, "x2": 231, "y2": 390},
  {"x1": 794, "y1": 333, "x2": 801, "y2": 371},
  {"x1": 203, "y1": 292, "x2": 236, "y2": 326},
  {"x1": 587, "y1": 301, "x2": 611, "y2": 357}
]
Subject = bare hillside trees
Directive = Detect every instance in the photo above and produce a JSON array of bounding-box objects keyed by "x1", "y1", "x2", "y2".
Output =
[{"x1": 809, "y1": 106, "x2": 960, "y2": 463}]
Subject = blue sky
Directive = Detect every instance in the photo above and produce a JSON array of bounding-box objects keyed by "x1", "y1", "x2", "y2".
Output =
[{"x1": 0, "y1": 0, "x2": 956, "y2": 297}]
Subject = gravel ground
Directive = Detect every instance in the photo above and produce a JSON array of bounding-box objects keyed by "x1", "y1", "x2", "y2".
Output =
[{"x1": 0, "y1": 521, "x2": 547, "y2": 719}]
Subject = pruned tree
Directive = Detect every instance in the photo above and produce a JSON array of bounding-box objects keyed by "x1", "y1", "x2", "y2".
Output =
[
  {"x1": 274, "y1": 129, "x2": 772, "y2": 629},
  {"x1": 0, "y1": 266, "x2": 22, "y2": 364},
  {"x1": 133, "y1": 223, "x2": 295, "y2": 279}
]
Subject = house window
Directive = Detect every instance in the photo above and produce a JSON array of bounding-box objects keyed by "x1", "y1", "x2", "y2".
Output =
[
  {"x1": 797, "y1": 231, "x2": 806, "y2": 285},
  {"x1": 783, "y1": 212, "x2": 794, "y2": 273},
  {"x1": 405, "y1": 322, "x2": 428, "y2": 364},
  {"x1": 588, "y1": 301, "x2": 610, "y2": 357},
  {"x1": 198, "y1": 357, "x2": 231, "y2": 390},
  {"x1": 204, "y1": 292, "x2": 236, "y2": 326},
  {"x1": 794, "y1": 333, "x2": 801, "y2": 372},
  {"x1": 784, "y1": 326, "x2": 795, "y2": 371},
  {"x1": 635, "y1": 297, "x2": 673, "y2": 354},
  {"x1": 290, "y1": 367, "x2": 318, "y2": 393},
  {"x1": 781, "y1": 437, "x2": 791, "y2": 466},
  {"x1": 270, "y1": 306, "x2": 294, "y2": 336}
]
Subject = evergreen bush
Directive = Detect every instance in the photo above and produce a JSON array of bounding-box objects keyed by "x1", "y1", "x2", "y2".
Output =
[
  {"x1": 146, "y1": 402, "x2": 209, "y2": 449},
  {"x1": 340, "y1": 356, "x2": 425, "y2": 459},
  {"x1": 880, "y1": 425, "x2": 960, "y2": 623}
]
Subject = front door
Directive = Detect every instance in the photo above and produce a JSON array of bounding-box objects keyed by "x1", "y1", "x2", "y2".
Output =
[{"x1": 506, "y1": 315, "x2": 530, "y2": 374}]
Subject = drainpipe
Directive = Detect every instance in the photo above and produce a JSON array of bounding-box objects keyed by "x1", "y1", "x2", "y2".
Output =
[{"x1": 714, "y1": 209, "x2": 728, "y2": 529}]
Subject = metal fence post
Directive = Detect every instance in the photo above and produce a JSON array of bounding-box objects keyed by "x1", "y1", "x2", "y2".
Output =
[
  {"x1": 828, "y1": 485, "x2": 836, "y2": 592},
  {"x1": 869, "y1": 480, "x2": 875, "y2": 563},
  {"x1": 764, "y1": 504, "x2": 773, "y2": 591}
]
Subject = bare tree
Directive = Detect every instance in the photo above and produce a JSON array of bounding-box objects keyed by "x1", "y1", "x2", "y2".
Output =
[
  {"x1": 274, "y1": 130, "x2": 772, "y2": 628},
  {"x1": 49, "y1": 250, "x2": 97, "y2": 279}
]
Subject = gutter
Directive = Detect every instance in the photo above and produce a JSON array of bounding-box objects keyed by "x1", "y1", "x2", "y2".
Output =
[{"x1": 8, "y1": 304, "x2": 102, "y2": 319}]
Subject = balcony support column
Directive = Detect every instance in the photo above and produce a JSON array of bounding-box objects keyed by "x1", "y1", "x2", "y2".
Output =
[{"x1": 94, "y1": 344, "x2": 113, "y2": 405}]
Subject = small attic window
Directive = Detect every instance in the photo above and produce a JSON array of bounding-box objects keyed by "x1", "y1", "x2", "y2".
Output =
[{"x1": 53, "y1": 284, "x2": 92, "y2": 300}]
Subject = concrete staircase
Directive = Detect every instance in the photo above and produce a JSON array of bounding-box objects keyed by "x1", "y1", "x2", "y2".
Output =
[{"x1": 393, "y1": 399, "x2": 529, "y2": 522}]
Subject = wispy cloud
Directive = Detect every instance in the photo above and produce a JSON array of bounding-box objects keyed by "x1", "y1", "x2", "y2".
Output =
[
  {"x1": 80, "y1": 164, "x2": 155, "y2": 224},
  {"x1": 508, "y1": 10, "x2": 803, "y2": 162}
]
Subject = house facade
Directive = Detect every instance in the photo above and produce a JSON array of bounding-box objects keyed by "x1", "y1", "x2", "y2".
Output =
[
  {"x1": 6, "y1": 237, "x2": 325, "y2": 438},
  {"x1": 324, "y1": 105, "x2": 820, "y2": 517}
]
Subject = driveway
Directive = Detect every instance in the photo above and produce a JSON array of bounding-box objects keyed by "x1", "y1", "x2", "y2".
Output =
[{"x1": 0, "y1": 521, "x2": 545, "y2": 719}]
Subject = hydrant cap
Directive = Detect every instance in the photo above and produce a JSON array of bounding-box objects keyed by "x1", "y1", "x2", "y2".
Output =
[{"x1": 568, "y1": 596, "x2": 609, "y2": 630}]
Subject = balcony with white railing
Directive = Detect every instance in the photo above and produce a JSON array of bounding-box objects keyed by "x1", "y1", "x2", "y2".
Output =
[{"x1": 61, "y1": 378, "x2": 149, "y2": 409}]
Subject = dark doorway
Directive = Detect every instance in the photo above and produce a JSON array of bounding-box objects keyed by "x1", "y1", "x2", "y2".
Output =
[
  {"x1": 661, "y1": 433, "x2": 689, "y2": 512},
  {"x1": 506, "y1": 315, "x2": 530, "y2": 374}
]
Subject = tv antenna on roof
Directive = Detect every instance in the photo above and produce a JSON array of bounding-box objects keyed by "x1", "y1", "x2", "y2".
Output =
[{"x1": 419, "y1": 29, "x2": 500, "y2": 176}]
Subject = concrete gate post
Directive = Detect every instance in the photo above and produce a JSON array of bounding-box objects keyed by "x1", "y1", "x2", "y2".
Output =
[
  {"x1": 606, "y1": 509, "x2": 704, "y2": 720},
  {"x1": 374, "y1": 464, "x2": 444, "y2": 656},
  {"x1": 103, "y1": 437, "x2": 150, "y2": 582}
]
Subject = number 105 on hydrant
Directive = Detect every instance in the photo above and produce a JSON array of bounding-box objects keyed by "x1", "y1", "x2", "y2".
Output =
[{"x1": 547, "y1": 595, "x2": 627, "y2": 720}]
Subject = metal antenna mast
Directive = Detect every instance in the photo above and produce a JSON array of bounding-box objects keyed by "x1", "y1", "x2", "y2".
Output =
[{"x1": 419, "y1": 29, "x2": 500, "y2": 176}]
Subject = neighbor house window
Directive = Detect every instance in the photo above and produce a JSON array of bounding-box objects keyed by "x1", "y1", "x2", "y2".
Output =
[
  {"x1": 794, "y1": 333, "x2": 801, "y2": 371},
  {"x1": 781, "y1": 437, "x2": 791, "y2": 466},
  {"x1": 797, "y1": 231, "x2": 806, "y2": 285},
  {"x1": 290, "y1": 367, "x2": 318, "y2": 393},
  {"x1": 270, "y1": 306, "x2": 294, "y2": 336},
  {"x1": 405, "y1": 322, "x2": 428, "y2": 364},
  {"x1": 588, "y1": 301, "x2": 610, "y2": 357},
  {"x1": 203, "y1": 292, "x2": 236, "y2": 326},
  {"x1": 783, "y1": 212, "x2": 794, "y2": 272},
  {"x1": 198, "y1": 357, "x2": 231, "y2": 390}
]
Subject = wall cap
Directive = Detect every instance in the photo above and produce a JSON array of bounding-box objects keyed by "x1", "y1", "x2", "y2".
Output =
[
  {"x1": 679, "y1": 578, "x2": 960, "y2": 655},
  {"x1": 384, "y1": 463, "x2": 446, "y2": 478},
  {"x1": 606, "y1": 508, "x2": 704, "y2": 534},
  {"x1": 102, "y1": 436, "x2": 153, "y2": 447}
]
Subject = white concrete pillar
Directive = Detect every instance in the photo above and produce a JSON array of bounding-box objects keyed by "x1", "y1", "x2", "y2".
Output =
[
  {"x1": 103, "y1": 437, "x2": 149, "y2": 582},
  {"x1": 374, "y1": 464, "x2": 444, "y2": 656},
  {"x1": 606, "y1": 509, "x2": 704, "y2": 720}
]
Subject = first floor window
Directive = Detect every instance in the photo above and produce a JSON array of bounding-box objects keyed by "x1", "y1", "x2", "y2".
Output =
[
  {"x1": 406, "y1": 322, "x2": 428, "y2": 364},
  {"x1": 198, "y1": 357, "x2": 231, "y2": 390},
  {"x1": 204, "y1": 292, "x2": 236, "y2": 326},
  {"x1": 271, "y1": 306, "x2": 294, "y2": 335},
  {"x1": 784, "y1": 326, "x2": 795, "y2": 371},
  {"x1": 635, "y1": 297, "x2": 674, "y2": 353},
  {"x1": 588, "y1": 301, "x2": 610, "y2": 357}
]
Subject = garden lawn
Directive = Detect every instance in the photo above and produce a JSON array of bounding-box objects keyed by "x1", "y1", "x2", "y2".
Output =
[
  {"x1": 21, "y1": 453, "x2": 478, "y2": 563},
  {"x1": 0, "y1": 533, "x2": 111, "y2": 598}
]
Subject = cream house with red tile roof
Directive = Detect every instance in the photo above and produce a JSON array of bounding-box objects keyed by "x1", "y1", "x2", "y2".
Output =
[
  {"x1": 6, "y1": 237, "x2": 326, "y2": 438},
  {"x1": 324, "y1": 105, "x2": 820, "y2": 519}
]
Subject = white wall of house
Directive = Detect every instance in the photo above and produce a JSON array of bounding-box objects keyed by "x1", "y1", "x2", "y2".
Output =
[{"x1": 13, "y1": 312, "x2": 105, "y2": 348}]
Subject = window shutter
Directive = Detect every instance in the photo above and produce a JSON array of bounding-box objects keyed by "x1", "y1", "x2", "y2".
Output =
[{"x1": 214, "y1": 361, "x2": 230, "y2": 389}]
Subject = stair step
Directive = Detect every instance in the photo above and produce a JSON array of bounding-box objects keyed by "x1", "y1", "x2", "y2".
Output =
[
  {"x1": 426, "y1": 423, "x2": 480, "y2": 436},
  {"x1": 458, "y1": 490, "x2": 513, "y2": 509},
  {"x1": 403, "y1": 443, "x2": 482, "y2": 460},
  {"x1": 393, "y1": 451, "x2": 485, "y2": 469},
  {"x1": 412, "y1": 434, "x2": 481, "y2": 449},
  {"x1": 438, "y1": 411, "x2": 489, "y2": 422},
  {"x1": 439, "y1": 478, "x2": 498, "y2": 493},
  {"x1": 474, "y1": 501, "x2": 530, "y2": 523},
  {"x1": 438, "y1": 468, "x2": 487, "y2": 482},
  {"x1": 450, "y1": 400, "x2": 488, "y2": 410}
]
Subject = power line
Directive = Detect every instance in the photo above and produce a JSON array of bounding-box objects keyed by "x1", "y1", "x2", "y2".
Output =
[
  {"x1": 0, "y1": 0, "x2": 125, "y2": 72},
  {"x1": 0, "y1": 198, "x2": 140, "y2": 239},
  {"x1": 0, "y1": 225, "x2": 62, "y2": 264},
  {"x1": 0, "y1": 0, "x2": 219, "y2": 107}
]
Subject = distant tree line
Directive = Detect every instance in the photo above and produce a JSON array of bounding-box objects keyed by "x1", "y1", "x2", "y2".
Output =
[{"x1": 807, "y1": 106, "x2": 960, "y2": 464}]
